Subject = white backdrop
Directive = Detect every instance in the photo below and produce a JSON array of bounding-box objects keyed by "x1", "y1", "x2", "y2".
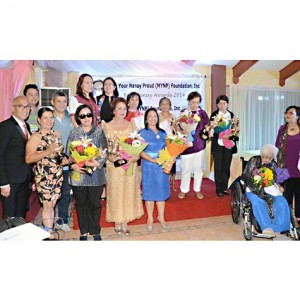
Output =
[{"x1": 96, "y1": 76, "x2": 206, "y2": 115}]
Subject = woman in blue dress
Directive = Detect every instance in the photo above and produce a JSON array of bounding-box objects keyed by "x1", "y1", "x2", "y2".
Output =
[{"x1": 140, "y1": 108, "x2": 171, "y2": 232}]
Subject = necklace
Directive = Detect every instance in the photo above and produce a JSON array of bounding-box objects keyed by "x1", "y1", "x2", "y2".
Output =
[{"x1": 290, "y1": 127, "x2": 295, "y2": 131}]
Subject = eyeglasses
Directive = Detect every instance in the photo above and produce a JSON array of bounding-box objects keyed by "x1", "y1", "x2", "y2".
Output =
[
  {"x1": 13, "y1": 105, "x2": 31, "y2": 110},
  {"x1": 78, "y1": 113, "x2": 93, "y2": 119},
  {"x1": 284, "y1": 111, "x2": 296, "y2": 116}
]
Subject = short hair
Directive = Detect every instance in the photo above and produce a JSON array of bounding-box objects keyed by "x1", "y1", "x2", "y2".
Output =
[
  {"x1": 74, "y1": 104, "x2": 93, "y2": 126},
  {"x1": 159, "y1": 97, "x2": 172, "y2": 107},
  {"x1": 37, "y1": 106, "x2": 54, "y2": 119},
  {"x1": 110, "y1": 97, "x2": 127, "y2": 118},
  {"x1": 260, "y1": 144, "x2": 278, "y2": 159},
  {"x1": 126, "y1": 92, "x2": 143, "y2": 109},
  {"x1": 23, "y1": 84, "x2": 39, "y2": 96},
  {"x1": 51, "y1": 90, "x2": 67, "y2": 100},
  {"x1": 187, "y1": 91, "x2": 202, "y2": 103},
  {"x1": 216, "y1": 94, "x2": 229, "y2": 104},
  {"x1": 144, "y1": 107, "x2": 161, "y2": 131}
]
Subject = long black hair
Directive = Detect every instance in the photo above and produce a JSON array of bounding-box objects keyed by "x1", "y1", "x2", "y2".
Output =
[
  {"x1": 144, "y1": 107, "x2": 164, "y2": 132},
  {"x1": 127, "y1": 92, "x2": 143, "y2": 109},
  {"x1": 102, "y1": 77, "x2": 119, "y2": 97}
]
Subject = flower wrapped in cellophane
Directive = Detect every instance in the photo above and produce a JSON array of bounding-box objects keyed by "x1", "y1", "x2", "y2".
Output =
[
  {"x1": 176, "y1": 109, "x2": 201, "y2": 142},
  {"x1": 214, "y1": 112, "x2": 239, "y2": 149},
  {"x1": 69, "y1": 136, "x2": 107, "y2": 176},
  {"x1": 118, "y1": 131, "x2": 148, "y2": 176},
  {"x1": 156, "y1": 132, "x2": 192, "y2": 174},
  {"x1": 252, "y1": 167, "x2": 275, "y2": 190}
]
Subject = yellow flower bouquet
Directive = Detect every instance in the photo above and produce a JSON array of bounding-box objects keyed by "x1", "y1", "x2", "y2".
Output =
[{"x1": 156, "y1": 132, "x2": 192, "y2": 174}]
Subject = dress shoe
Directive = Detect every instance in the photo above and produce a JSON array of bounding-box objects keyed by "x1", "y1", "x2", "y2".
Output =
[
  {"x1": 122, "y1": 228, "x2": 130, "y2": 235},
  {"x1": 79, "y1": 235, "x2": 88, "y2": 241},
  {"x1": 223, "y1": 191, "x2": 229, "y2": 195},
  {"x1": 93, "y1": 234, "x2": 102, "y2": 241},
  {"x1": 178, "y1": 192, "x2": 186, "y2": 199},
  {"x1": 262, "y1": 228, "x2": 275, "y2": 235},
  {"x1": 195, "y1": 192, "x2": 204, "y2": 199},
  {"x1": 114, "y1": 224, "x2": 122, "y2": 235},
  {"x1": 157, "y1": 217, "x2": 168, "y2": 230},
  {"x1": 147, "y1": 223, "x2": 153, "y2": 232},
  {"x1": 121, "y1": 224, "x2": 130, "y2": 235},
  {"x1": 217, "y1": 192, "x2": 224, "y2": 197}
]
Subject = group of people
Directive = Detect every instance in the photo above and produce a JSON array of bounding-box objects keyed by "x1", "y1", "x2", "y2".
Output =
[
  {"x1": 0, "y1": 72, "x2": 299, "y2": 240},
  {"x1": 241, "y1": 106, "x2": 300, "y2": 236}
]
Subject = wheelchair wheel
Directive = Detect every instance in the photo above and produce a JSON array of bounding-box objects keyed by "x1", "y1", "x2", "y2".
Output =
[
  {"x1": 231, "y1": 182, "x2": 242, "y2": 224},
  {"x1": 243, "y1": 228, "x2": 252, "y2": 241}
]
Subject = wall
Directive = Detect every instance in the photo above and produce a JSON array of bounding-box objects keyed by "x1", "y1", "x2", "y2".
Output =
[
  {"x1": 192, "y1": 65, "x2": 300, "y2": 178},
  {"x1": 226, "y1": 69, "x2": 300, "y2": 88}
]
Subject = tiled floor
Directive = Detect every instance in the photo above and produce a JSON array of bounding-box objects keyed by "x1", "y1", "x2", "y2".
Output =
[{"x1": 56, "y1": 215, "x2": 292, "y2": 241}]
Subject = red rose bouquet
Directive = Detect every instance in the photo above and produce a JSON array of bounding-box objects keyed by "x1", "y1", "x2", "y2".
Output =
[
  {"x1": 118, "y1": 131, "x2": 148, "y2": 176},
  {"x1": 69, "y1": 136, "x2": 106, "y2": 176}
]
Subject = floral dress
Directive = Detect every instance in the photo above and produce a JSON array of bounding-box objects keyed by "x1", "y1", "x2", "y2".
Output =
[{"x1": 34, "y1": 130, "x2": 63, "y2": 202}]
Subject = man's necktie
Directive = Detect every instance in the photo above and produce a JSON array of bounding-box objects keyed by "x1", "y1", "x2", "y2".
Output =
[{"x1": 23, "y1": 123, "x2": 29, "y2": 141}]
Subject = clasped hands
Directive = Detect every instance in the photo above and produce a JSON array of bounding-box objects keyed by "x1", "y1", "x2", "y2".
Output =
[{"x1": 71, "y1": 158, "x2": 100, "y2": 174}]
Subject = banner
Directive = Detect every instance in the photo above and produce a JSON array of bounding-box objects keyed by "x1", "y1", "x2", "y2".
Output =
[{"x1": 112, "y1": 76, "x2": 205, "y2": 116}]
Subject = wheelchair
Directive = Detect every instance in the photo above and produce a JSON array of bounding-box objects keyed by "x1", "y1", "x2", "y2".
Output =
[{"x1": 230, "y1": 158, "x2": 299, "y2": 241}]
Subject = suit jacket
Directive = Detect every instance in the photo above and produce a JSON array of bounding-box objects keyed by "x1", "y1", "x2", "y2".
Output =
[{"x1": 0, "y1": 116, "x2": 33, "y2": 186}]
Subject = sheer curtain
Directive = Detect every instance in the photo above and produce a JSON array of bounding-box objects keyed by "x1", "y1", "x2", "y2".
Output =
[
  {"x1": 229, "y1": 85, "x2": 300, "y2": 152},
  {"x1": 66, "y1": 71, "x2": 79, "y2": 97},
  {"x1": 0, "y1": 60, "x2": 33, "y2": 122}
]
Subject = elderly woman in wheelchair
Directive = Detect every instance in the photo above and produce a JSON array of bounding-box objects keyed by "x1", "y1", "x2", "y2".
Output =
[{"x1": 231, "y1": 144, "x2": 299, "y2": 240}]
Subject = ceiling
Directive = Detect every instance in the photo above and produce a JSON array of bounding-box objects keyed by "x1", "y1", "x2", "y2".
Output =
[{"x1": 193, "y1": 60, "x2": 294, "y2": 71}]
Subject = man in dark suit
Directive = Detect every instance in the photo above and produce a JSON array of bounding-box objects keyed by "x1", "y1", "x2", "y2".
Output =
[{"x1": 0, "y1": 96, "x2": 33, "y2": 219}]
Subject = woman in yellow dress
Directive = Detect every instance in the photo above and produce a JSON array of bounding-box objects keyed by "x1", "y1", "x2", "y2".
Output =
[{"x1": 102, "y1": 98, "x2": 144, "y2": 235}]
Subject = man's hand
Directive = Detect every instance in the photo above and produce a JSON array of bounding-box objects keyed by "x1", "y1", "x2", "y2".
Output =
[{"x1": 1, "y1": 186, "x2": 11, "y2": 198}]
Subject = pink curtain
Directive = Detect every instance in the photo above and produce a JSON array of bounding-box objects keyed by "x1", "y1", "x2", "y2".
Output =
[
  {"x1": 12, "y1": 60, "x2": 33, "y2": 96},
  {"x1": 0, "y1": 60, "x2": 33, "y2": 122},
  {"x1": 0, "y1": 69, "x2": 13, "y2": 122}
]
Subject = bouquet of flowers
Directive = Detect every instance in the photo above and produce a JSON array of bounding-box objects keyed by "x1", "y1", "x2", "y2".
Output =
[
  {"x1": 252, "y1": 167, "x2": 275, "y2": 190},
  {"x1": 214, "y1": 112, "x2": 238, "y2": 149},
  {"x1": 176, "y1": 110, "x2": 201, "y2": 142},
  {"x1": 118, "y1": 131, "x2": 148, "y2": 176},
  {"x1": 69, "y1": 136, "x2": 106, "y2": 176},
  {"x1": 156, "y1": 132, "x2": 192, "y2": 174}
]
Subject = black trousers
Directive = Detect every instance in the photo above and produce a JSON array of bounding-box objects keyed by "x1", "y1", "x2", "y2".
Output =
[
  {"x1": 1, "y1": 181, "x2": 30, "y2": 219},
  {"x1": 212, "y1": 143, "x2": 233, "y2": 194},
  {"x1": 284, "y1": 177, "x2": 300, "y2": 218},
  {"x1": 72, "y1": 185, "x2": 103, "y2": 235}
]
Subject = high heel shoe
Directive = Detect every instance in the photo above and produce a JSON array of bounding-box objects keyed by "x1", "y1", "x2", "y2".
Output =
[
  {"x1": 121, "y1": 223, "x2": 130, "y2": 236},
  {"x1": 157, "y1": 217, "x2": 168, "y2": 230},
  {"x1": 122, "y1": 227, "x2": 130, "y2": 235},
  {"x1": 114, "y1": 224, "x2": 122, "y2": 235},
  {"x1": 147, "y1": 222, "x2": 153, "y2": 232}
]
